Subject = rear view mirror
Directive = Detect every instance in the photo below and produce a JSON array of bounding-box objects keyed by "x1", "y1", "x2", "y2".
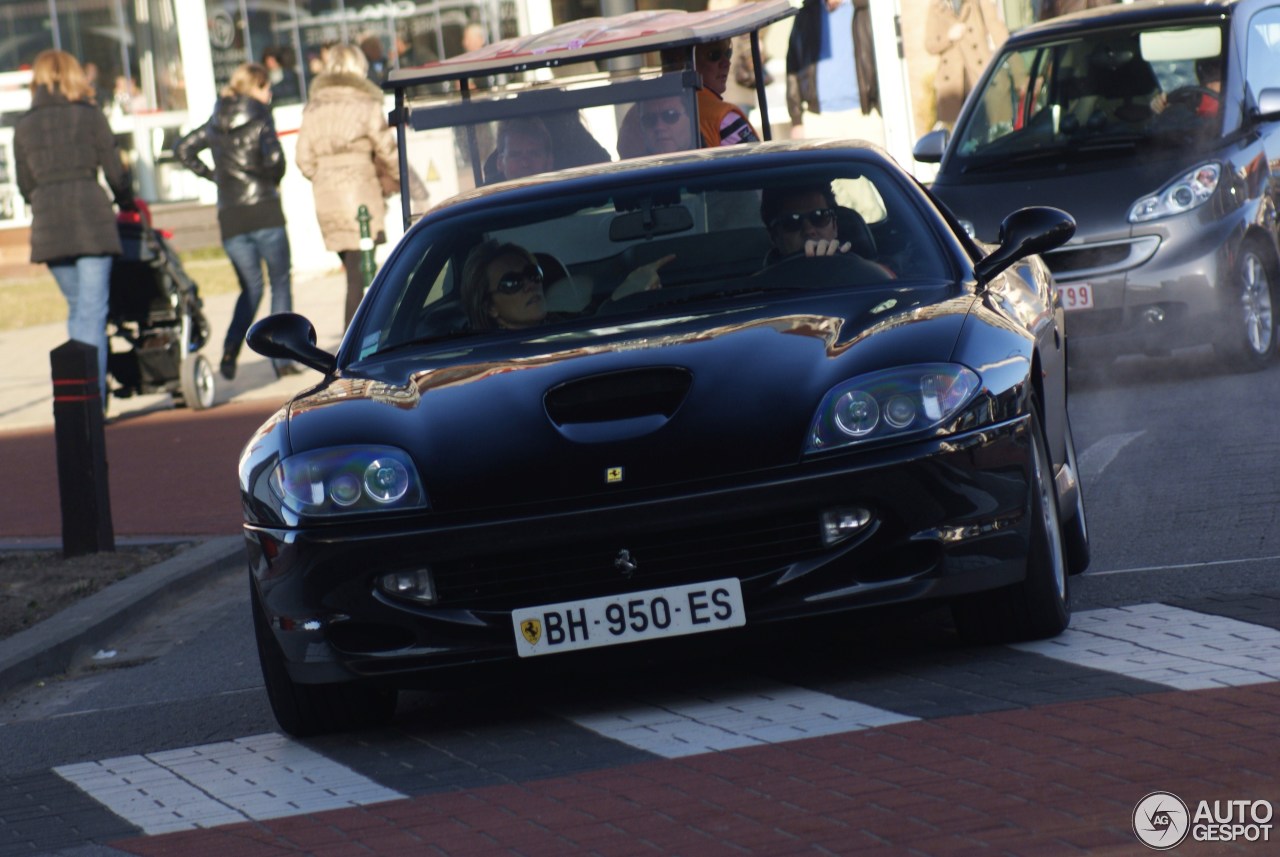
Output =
[{"x1": 609, "y1": 205, "x2": 694, "y2": 241}]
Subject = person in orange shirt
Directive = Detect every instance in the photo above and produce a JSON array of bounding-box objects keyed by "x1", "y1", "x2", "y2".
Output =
[{"x1": 695, "y1": 39, "x2": 760, "y2": 146}]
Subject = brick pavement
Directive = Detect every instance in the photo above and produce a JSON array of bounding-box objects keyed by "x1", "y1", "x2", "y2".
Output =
[{"x1": 104, "y1": 684, "x2": 1280, "y2": 856}]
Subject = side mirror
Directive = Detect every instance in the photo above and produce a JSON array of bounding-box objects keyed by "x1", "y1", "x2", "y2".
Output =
[
  {"x1": 973, "y1": 207, "x2": 1076, "y2": 286},
  {"x1": 247, "y1": 313, "x2": 337, "y2": 375},
  {"x1": 1253, "y1": 87, "x2": 1280, "y2": 123},
  {"x1": 913, "y1": 129, "x2": 949, "y2": 164}
]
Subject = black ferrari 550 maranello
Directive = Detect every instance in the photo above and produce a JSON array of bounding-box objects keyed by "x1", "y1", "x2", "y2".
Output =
[{"x1": 241, "y1": 140, "x2": 1089, "y2": 735}]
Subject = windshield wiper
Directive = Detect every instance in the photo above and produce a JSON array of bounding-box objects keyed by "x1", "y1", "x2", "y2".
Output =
[{"x1": 960, "y1": 145, "x2": 1072, "y2": 173}]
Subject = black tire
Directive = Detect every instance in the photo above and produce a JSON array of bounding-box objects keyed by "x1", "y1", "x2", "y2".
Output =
[
  {"x1": 177, "y1": 354, "x2": 217, "y2": 410},
  {"x1": 1215, "y1": 243, "x2": 1277, "y2": 371},
  {"x1": 952, "y1": 405, "x2": 1071, "y2": 644},
  {"x1": 251, "y1": 581, "x2": 398, "y2": 736},
  {"x1": 1062, "y1": 418, "x2": 1090, "y2": 575}
]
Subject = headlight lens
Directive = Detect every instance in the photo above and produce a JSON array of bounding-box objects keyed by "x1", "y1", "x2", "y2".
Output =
[
  {"x1": 270, "y1": 446, "x2": 427, "y2": 517},
  {"x1": 1128, "y1": 162, "x2": 1220, "y2": 223},
  {"x1": 806, "y1": 364, "x2": 981, "y2": 453}
]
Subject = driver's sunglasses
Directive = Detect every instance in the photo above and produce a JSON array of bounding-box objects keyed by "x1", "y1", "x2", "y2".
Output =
[
  {"x1": 704, "y1": 46, "x2": 732, "y2": 63},
  {"x1": 492, "y1": 263, "x2": 544, "y2": 295},
  {"x1": 770, "y1": 208, "x2": 836, "y2": 233},
  {"x1": 641, "y1": 109, "x2": 683, "y2": 129}
]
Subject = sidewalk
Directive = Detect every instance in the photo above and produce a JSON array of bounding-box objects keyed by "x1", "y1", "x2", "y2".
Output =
[{"x1": 0, "y1": 264, "x2": 350, "y2": 695}]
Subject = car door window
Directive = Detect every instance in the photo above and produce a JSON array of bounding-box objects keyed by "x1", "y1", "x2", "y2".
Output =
[{"x1": 1246, "y1": 8, "x2": 1280, "y2": 98}]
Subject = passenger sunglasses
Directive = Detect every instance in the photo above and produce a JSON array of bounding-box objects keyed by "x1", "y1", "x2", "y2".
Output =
[
  {"x1": 492, "y1": 264, "x2": 544, "y2": 295},
  {"x1": 770, "y1": 208, "x2": 836, "y2": 232},
  {"x1": 641, "y1": 109, "x2": 683, "y2": 129},
  {"x1": 704, "y1": 47, "x2": 732, "y2": 63}
]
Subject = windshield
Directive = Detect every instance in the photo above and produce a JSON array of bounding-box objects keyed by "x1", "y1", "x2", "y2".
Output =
[
  {"x1": 354, "y1": 160, "x2": 953, "y2": 359},
  {"x1": 950, "y1": 20, "x2": 1227, "y2": 171}
]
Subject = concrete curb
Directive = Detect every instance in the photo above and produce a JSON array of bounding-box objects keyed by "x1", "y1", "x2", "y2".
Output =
[{"x1": 0, "y1": 535, "x2": 245, "y2": 697}]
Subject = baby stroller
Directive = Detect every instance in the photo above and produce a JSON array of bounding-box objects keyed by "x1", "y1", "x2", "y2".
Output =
[{"x1": 106, "y1": 200, "x2": 217, "y2": 410}]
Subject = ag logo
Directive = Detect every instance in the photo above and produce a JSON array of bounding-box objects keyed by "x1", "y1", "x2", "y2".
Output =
[
  {"x1": 1133, "y1": 791, "x2": 1190, "y2": 850},
  {"x1": 520, "y1": 618, "x2": 541, "y2": 646}
]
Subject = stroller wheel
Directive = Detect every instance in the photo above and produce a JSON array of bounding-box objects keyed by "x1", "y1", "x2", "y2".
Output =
[{"x1": 176, "y1": 353, "x2": 217, "y2": 410}]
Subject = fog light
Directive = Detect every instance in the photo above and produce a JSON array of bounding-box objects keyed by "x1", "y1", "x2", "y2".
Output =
[
  {"x1": 821, "y1": 507, "x2": 872, "y2": 547},
  {"x1": 377, "y1": 568, "x2": 437, "y2": 603},
  {"x1": 1141, "y1": 306, "x2": 1165, "y2": 326}
]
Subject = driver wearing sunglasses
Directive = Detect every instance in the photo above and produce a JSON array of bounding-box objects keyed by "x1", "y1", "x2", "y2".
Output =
[
  {"x1": 463, "y1": 240, "x2": 677, "y2": 330},
  {"x1": 638, "y1": 96, "x2": 695, "y2": 155},
  {"x1": 760, "y1": 185, "x2": 853, "y2": 259}
]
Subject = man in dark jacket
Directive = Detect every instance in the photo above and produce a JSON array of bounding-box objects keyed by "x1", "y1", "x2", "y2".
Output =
[
  {"x1": 175, "y1": 62, "x2": 296, "y2": 379},
  {"x1": 15, "y1": 49, "x2": 133, "y2": 402}
]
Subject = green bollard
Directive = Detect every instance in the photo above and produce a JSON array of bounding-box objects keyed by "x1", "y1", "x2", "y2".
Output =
[{"x1": 357, "y1": 204, "x2": 377, "y2": 289}]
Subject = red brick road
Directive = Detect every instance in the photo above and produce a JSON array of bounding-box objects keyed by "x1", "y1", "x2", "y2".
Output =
[
  {"x1": 1, "y1": 399, "x2": 280, "y2": 540},
  {"x1": 111, "y1": 684, "x2": 1280, "y2": 856}
]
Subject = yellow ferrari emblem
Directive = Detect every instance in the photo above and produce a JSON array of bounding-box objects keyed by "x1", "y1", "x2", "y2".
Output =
[
  {"x1": 520, "y1": 618, "x2": 542, "y2": 646},
  {"x1": 606, "y1": 466, "x2": 624, "y2": 483}
]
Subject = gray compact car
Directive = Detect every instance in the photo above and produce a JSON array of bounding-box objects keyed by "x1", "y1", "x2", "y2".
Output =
[{"x1": 915, "y1": 0, "x2": 1280, "y2": 371}]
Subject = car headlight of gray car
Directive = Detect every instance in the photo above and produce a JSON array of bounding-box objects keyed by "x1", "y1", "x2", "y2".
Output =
[
  {"x1": 269, "y1": 446, "x2": 428, "y2": 517},
  {"x1": 1129, "y1": 162, "x2": 1221, "y2": 223},
  {"x1": 805, "y1": 363, "x2": 982, "y2": 454}
]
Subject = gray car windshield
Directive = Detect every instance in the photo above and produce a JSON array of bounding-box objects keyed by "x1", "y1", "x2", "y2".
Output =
[
  {"x1": 952, "y1": 21, "x2": 1227, "y2": 172},
  {"x1": 354, "y1": 162, "x2": 953, "y2": 358}
]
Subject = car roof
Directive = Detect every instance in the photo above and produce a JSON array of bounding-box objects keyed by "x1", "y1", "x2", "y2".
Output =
[
  {"x1": 1005, "y1": 0, "x2": 1242, "y2": 45},
  {"x1": 385, "y1": 0, "x2": 798, "y2": 89}
]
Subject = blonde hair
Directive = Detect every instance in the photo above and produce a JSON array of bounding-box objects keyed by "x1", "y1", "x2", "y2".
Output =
[
  {"x1": 323, "y1": 43, "x2": 369, "y2": 78},
  {"x1": 220, "y1": 62, "x2": 270, "y2": 98},
  {"x1": 30, "y1": 50, "x2": 94, "y2": 103}
]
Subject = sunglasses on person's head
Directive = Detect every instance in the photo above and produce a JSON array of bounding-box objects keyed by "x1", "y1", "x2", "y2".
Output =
[
  {"x1": 492, "y1": 263, "x2": 544, "y2": 295},
  {"x1": 704, "y1": 46, "x2": 732, "y2": 63},
  {"x1": 770, "y1": 208, "x2": 836, "y2": 232},
  {"x1": 641, "y1": 109, "x2": 683, "y2": 129}
]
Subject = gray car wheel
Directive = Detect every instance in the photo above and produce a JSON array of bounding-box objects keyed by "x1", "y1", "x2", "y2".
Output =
[
  {"x1": 1218, "y1": 245, "x2": 1276, "y2": 370},
  {"x1": 952, "y1": 404, "x2": 1071, "y2": 644}
]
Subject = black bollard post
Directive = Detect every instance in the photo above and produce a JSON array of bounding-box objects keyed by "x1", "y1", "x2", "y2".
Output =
[
  {"x1": 50, "y1": 340, "x2": 114, "y2": 557},
  {"x1": 357, "y1": 204, "x2": 377, "y2": 289}
]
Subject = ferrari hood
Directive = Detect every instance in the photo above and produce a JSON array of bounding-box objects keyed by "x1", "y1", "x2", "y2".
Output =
[{"x1": 285, "y1": 287, "x2": 972, "y2": 512}]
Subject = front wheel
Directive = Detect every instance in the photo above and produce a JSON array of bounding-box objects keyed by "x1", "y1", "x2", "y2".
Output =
[
  {"x1": 176, "y1": 353, "x2": 216, "y2": 410},
  {"x1": 251, "y1": 581, "x2": 398, "y2": 737},
  {"x1": 952, "y1": 405, "x2": 1071, "y2": 644},
  {"x1": 1216, "y1": 245, "x2": 1277, "y2": 371}
]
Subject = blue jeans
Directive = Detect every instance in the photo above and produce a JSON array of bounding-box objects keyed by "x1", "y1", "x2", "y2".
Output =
[
  {"x1": 222, "y1": 227, "x2": 292, "y2": 366},
  {"x1": 49, "y1": 255, "x2": 113, "y2": 398}
]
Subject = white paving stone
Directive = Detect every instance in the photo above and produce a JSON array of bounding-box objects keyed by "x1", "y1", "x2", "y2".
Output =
[
  {"x1": 1013, "y1": 605, "x2": 1280, "y2": 689},
  {"x1": 55, "y1": 732, "x2": 405, "y2": 834},
  {"x1": 553, "y1": 677, "x2": 918, "y2": 759}
]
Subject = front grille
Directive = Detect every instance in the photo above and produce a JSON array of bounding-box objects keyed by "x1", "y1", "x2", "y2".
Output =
[
  {"x1": 1043, "y1": 243, "x2": 1131, "y2": 274},
  {"x1": 432, "y1": 512, "x2": 825, "y2": 608}
]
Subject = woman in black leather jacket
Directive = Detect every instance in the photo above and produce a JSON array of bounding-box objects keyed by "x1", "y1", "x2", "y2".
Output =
[{"x1": 175, "y1": 62, "x2": 296, "y2": 379}]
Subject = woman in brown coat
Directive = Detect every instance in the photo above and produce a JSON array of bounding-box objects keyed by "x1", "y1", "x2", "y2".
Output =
[
  {"x1": 15, "y1": 50, "x2": 133, "y2": 401},
  {"x1": 295, "y1": 42, "x2": 400, "y2": 327},
  {"x1": 924, "y1": 0, "x2": 1009, "y2": 127}
]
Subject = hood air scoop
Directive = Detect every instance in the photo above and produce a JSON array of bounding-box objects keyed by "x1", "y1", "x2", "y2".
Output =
[{"x1": 544, "y1": 367, "x2": 693, "y2": 443}]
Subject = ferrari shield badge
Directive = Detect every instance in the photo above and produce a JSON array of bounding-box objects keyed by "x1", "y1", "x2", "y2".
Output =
[
  {"x1": 606, "y1": 466, "x2": 624, "y2": 483},
  {"x1": 520, "y1": 618, "x2": 542, "y2": 646}
]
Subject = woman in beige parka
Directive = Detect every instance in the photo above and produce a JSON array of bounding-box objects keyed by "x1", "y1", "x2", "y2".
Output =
[
  {"x1": 924, "y1": 0, "x2": 1009, "y2": 128},
  {"x1": 296, "y1": 42, "x2": 400, "y2": 327}
]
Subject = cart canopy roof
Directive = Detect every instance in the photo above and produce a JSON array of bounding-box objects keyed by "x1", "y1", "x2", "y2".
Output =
[{"x1": 386, "y1": 0, "x2": 798, "y2": 89}]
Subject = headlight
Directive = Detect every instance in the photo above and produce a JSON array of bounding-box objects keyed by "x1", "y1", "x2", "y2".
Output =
[
  {"x1": 269, "y1": 446, "x2": 427, "y2": 517},
  {"x1": 1128, "y1": 163, "x2": 1220, "y2": 223},
  {"x1": 805, "y1": 364, "x2": 981, "y2": 453}
]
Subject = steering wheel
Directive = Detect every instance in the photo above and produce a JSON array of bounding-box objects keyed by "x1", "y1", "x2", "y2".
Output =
[
  {"x1": 756, "y1": 251, "x2": 892, "y2": 290},
  {"x1": 1165, "y1": 85, "x2": 1220, "y2": 112}
]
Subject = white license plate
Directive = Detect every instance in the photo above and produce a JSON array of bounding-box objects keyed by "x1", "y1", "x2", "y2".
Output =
[
  {"x1": 511, "y1": 578, "x2": 745, "y2": 658},
  {"x1": 1059, "y1": 282, "x2": 1094, "y2": 311}
]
